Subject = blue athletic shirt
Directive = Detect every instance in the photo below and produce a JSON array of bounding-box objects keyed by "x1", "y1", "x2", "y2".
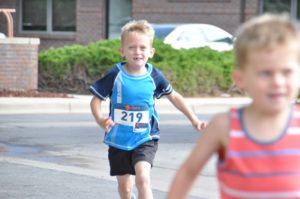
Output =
[{"x1": 89, "y1": 62, "x2": 173, "y2": 151}]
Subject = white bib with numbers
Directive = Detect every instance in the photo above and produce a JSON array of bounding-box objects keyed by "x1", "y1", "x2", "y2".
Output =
[{"x1": 113, "y1": 104, "x2": 149, "y2": 133}]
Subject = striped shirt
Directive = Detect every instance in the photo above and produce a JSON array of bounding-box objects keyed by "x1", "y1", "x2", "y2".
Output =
[{"x1": 217, "y1": 105, "x2": 300, "y2": 199}]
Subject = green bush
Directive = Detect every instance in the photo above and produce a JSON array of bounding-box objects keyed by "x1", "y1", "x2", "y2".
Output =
[{"x1": 38, "y1": 39, "x2": 235, "y2": 96}]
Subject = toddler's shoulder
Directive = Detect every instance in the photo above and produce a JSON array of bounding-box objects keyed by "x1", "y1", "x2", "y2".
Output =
[
  {"x1": 210, "y1": 112, "x2": 230, "y2": 129},
  {"x1": 203, "y1": 112, "x2": 231, "y2": 140}
]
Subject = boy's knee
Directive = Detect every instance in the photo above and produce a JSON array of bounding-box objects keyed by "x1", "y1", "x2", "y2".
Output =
[
  {"x1": 135, "y1": 174, "x2": 150, "y2": 188},
  {"x1": 118, "y1": 184, "x2": 132, "y2": 195},
  {"x1": 134, "y1": 161, "x2": 152, "y2": 189}
]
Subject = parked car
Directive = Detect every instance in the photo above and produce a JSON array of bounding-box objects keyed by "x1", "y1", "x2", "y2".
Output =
[
  {"x1": 152, "y1": 23, "x2": 234, "y2": 51},
  {"x1": 0, "y1": 32, "x2": 6, "y2": 38},
  {"x1": 153, "y1": 24, "x2": 178, "y2": 40}
]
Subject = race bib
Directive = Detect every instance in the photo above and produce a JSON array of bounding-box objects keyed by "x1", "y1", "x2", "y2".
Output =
[{"x1": 114, "y1": 104, "x2": 149, "y2": 133}]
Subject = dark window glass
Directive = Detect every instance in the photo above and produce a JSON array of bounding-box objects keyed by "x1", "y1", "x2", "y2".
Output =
[
  {"x1": 108, "y1": 0, "x2": 132, "y2": 38},
  {"x1": 53, "y1": 0, "x2": 76, "y2": 31},
  {"x1": 297, "y1": 0, "x2": 300, "y2": 19},
  {"x1": 168, "y1": 0, "x2": 230, "y2": 2},
  {"x1": 263, "y1": 0, "x2": 291, "y2": 13},
  {"x1": 22, "y1": 0, "x2": 47, "y2": 31}
]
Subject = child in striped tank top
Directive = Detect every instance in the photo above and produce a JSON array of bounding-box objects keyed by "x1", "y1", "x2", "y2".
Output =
[{"x1": 167, "y1": 13, "x2": 300, "y2": 199}]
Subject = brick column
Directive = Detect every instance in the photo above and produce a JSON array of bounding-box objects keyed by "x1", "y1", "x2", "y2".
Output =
[
  {"x1": 76, "y1": 0, "x2": 106, "y2": 44},
  {"x1": 0, "y1": 37, "x2": 40, "y2": 90}
]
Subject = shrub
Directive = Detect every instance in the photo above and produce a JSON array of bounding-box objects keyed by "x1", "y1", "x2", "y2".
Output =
[{"x1": 38, "y1": 39, "x2": 235, "y2": 96}]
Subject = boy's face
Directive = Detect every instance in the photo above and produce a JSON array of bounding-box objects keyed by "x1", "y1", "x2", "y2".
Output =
[
  {"x1": 233, "y1": 44, "x2": 300, "y2": 113},
  {"x1": 119, "y1": 32, "x2": 155, "y2": 70}
]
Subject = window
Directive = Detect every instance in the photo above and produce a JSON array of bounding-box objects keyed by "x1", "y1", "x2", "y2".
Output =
[
  {"x1": 168, "y1": 0, "x2": 230, "y2": 2},
  {"x1": 259, "y1": 0, "x2": 300, "y2": 20},
  {"x1": 108, "y1": 0, "x2": 132, "y2": 39},
  {"x1": 22, "y1": 0, "x2": 47, "y2": 31},
  {"x1": 201, "y1": 26, "x2": 232, "y2": 43},
  {"x1": 263, "y1": 0, "x2": 291, "y2": 14},
  {"x1": 297, "y1": 0, "x2": 300, "y2": 19},
  {"x1": 52, "y1": 0, "x2": 76, "y2": 31},
  {"x1": 21, "y1": 0, "x2": 76, "y2": 32}
]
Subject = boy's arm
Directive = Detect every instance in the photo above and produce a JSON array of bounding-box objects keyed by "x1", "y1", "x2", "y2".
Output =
[
  {"x1": 90, "y1": 96, "x2": 114, "y2": 132},
  {"x1": 166, "y1": 91, "x2": 205, "y2": 130},
  {"x1": 167, "y1": 113, "x2": 229, "y2": 199}
]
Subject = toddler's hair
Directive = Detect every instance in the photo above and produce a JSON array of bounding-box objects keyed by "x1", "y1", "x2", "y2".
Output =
[
  {"x1": 121, "y1": 20, "x2": 155, "y2": 45},
  {"x1": 234, "y1": 13, "x2": 300, "y2": 68}
]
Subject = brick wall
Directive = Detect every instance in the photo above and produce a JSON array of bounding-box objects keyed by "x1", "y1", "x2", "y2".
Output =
[
  {"x1": 0, "y1": 38, "x2": 40, "y2": 90},
  {"x1": 76, "y1": 0, "x2": 106, "y2": 44},
  {"x1": 0, "y1": 0, "x2": 258, "y2": 50},
  {"x1": 132, "y1": 0, "x2": 258, "y2": 34}
]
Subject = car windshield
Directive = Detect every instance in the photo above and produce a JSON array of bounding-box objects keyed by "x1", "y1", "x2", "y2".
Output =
[
  {"x1": 213, "y1": 37, "x2": 233, "y2": 44},
  {"x1": 153, "y1": 25, "x2": 176, "y2": 39},
  {"x1": 201, "y1": 26, "x2": 232, "y2": 44}
]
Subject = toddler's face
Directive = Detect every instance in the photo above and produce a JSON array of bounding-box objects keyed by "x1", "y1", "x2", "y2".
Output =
[
  {"x1": 234, "y1": 44, "x2": 300, "y2": 113},
  {"x1": 120, "y1": 32, "x2": 154, "y2": 70}
]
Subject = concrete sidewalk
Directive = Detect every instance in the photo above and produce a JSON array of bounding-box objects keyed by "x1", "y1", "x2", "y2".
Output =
[{"x1": 0, "y1": 95, "x2": 251, "y2": 114}]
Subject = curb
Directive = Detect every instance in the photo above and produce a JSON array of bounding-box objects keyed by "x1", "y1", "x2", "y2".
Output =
[
  {"x1": 0, "y1": 95, "x2": 93, "y2": 114},
  {"x1": 0, "y1": 95, "x2": 251, "y2": 114}
]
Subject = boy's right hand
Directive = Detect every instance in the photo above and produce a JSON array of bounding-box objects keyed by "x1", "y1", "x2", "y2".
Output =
[
  {"x1": 99, "y1": 117, "x2": 115, "y2": 132},
  {"x1": 193, "y1": 120, "x2": 207, "y2": 132}
]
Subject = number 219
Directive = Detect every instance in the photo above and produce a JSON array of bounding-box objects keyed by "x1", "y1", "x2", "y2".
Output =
[{"x1": 121, "y1": 111, "x2": 143, "y2": 122}]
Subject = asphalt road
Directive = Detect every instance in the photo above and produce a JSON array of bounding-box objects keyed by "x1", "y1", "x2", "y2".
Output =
[{"x1": 0, "y1": 113, "x2": 218, "y2": 199}]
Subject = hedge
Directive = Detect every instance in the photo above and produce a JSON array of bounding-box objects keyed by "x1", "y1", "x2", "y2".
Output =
[{"x1": 38, "y1": 39, "x2": 235, "y2": 96}]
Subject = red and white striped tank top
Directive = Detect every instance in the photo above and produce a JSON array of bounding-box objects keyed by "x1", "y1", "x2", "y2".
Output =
[{"x1": 217, "y1": 105, "x2": 300, "y2": 199}]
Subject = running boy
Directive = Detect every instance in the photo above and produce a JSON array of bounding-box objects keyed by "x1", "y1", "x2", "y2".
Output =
[
  {"x1": 167, "y1": 13, "x2": 300, "y2": 199},
  {"x1": 89, "y1": 20, "x2": 205, "y2": 199}
]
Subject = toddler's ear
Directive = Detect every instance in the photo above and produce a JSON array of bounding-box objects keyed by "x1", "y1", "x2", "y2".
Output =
[{"x1": 232, "y1": 69, "x2": 244, "y2": 89}]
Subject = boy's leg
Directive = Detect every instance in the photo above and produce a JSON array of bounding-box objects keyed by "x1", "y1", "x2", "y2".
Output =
[
  {"x1": 135, "y1": 161, "x2": 153, "y2": 199},
  {"x1": 132, "y1": 140, "x2": 158, "y2": 199},
  {"x1": 108, "y1": 146, "x2": 136, "y2": 199},
  {"x1": 117, "y1": 174, "x2": 134, "y2": 199}
]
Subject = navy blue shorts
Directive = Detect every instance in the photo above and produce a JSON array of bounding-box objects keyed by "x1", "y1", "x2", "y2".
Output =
[{"x1": 108, "y1": 140, "x2": 158, "y2": 176}]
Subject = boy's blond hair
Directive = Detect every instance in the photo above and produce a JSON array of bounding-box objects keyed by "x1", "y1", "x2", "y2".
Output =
[
  {"x1": 234, "y1": 13, "x2": 300, "y2": 68},
  {"x1": 121, "y1": 20, "x2": 155, "y2": 45}
]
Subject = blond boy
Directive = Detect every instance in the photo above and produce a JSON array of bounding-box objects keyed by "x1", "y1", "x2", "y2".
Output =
[
  {"x1": 167, "y1": 14, "x2": 300, "y2": 199},
  {"x1": 89, "y1": 20, "x2": 205, "y2": 199}
]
